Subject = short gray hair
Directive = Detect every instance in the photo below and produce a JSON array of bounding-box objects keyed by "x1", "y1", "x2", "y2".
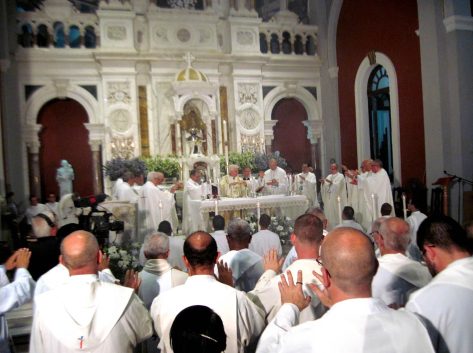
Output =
[
  {"x1": 32, "y1": 211, "x2": 55, "y2": 238},
  {"x1": 143, "y1": 232, "x2": 170, "y2": 259},
  {"x1": 227, "y1": 218, "x2": 251, "y2": 242},
  {"x1": 379, "y1": 218, "x2": 410, "y2": 253}
]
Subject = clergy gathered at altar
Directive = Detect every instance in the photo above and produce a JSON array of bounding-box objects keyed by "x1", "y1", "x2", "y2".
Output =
[{"x1": 2, "y1": 158, "x2": 473, "y2": 353}]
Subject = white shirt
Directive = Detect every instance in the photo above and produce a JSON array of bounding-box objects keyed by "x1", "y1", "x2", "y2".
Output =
[
  {"x1": 372, "y1": 253, "x2": 431, "y2": 307},
  {"x1": 334, "y1": 219, "x2": 365, "y2": 233},
  {"x1": 297, "y1": 172, "x2": 318, "y2": 206},
  {"x1": 250, "y1": 259, "x2": 326, "y2": 323},
  {"x1": 264, "y1": 167, "x2": 287, "y2": 195},
  {"x1": 211, "y1": 230, "x2": 230, "y2": 255},
  {"x1": 150, "y1": 275, "x2": 265, "y2": 353},
  {"x1": 256, "y1": 298, "x2": 435, "y2": 353},
  {"x1": 406, "y1": 256, "x2": 473, "y2": 353},
  {"x1": 182, "y1": 178, "x2": 203, "y2": 234},
  {"x1": 34, "y1": 263, "x2": 117, "y2": 299},
  {"x1": 116, "y1": 182, "x2": 139, "y2": 203},
  {"x1": 249, "y1": 229, "x2": 282, "y2": 257},
  {"x1": 139, "y1": 181, "x2": 177, "y2": 236},
  {"x1": 25, "y1": 203, "x2": 49, "y2": 225},
  {"x1": 216, "y1": 249, "x2": 264, "y2": 292},
  {"x1": 30, "y1": 274, "x2": 152, "y2": 353},
  {"x1": 0, "y1": 266, "x2": 35, "y2": 353},
  {"x1": 138, "y1": 259, "x2": 188, "y2": 309},
  {"x1": 46, "y1": 202, "x2": 59, "y2": 216},
  {"x1": 321, "y1": 172, "x2": 347, "y2": 230},
  {"x1": 406, "y1": 211, "x2": 427, "y2": 261}
]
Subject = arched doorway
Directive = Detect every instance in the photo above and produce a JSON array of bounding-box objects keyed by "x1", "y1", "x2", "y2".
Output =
[
  {"x1": 38, "y1": 98, "x2": 94, "y2": 199},
  {"x1": 271, "y1": 98, "x2": 311, "y2": 172}
]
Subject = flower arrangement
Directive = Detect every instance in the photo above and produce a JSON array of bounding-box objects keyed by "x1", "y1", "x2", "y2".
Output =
[
  {"x1": 254, "y1": 151, "x2": 287, "y2": 172},
  {"x1": 220, "y1": 151, "x2": 256, "y2": 174},
  {"x1": 103, "y1": 158, "x2": 147, "y2": 181},
  {"x1": 104, "y1": 241, "x2": 142, "y2": 281},
  {"x1": 244, "y1": 214, "x2": 294, "y2": 245}
]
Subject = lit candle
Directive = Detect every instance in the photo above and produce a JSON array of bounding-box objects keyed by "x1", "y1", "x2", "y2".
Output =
[
  {"x1": 159, "y1": 200, "x2": 163, "y2": 221},
  {"x1": 337, "y1": 196, "x2": 342, "y2": 225},
  {"x1": 402, "y1": 194, "x2": 407, "y2": 219},
  {"x1": 224, "y1": 145, "x2": 229, "y2": 175},
  {"x1": 256, "y1": 201, "x2": 261, "y2": 231},
  {"x1": 371, "y1": 193, "x2": 376, "y2": 221},
  {"x1": 214, "y1": 198, "x2": 218, "y2": 215}
]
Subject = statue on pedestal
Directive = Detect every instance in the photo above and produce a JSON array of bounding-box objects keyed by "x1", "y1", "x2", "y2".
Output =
[{"x1": 56, "y1": 160, "x2": 74, "y2": 197}]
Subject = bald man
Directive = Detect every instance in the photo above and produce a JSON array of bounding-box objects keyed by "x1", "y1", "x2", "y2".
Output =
[
  {"x1": 256, "y1": 227, "x2": 435, "y2": 353},
  {"x1": 371, "y1": 217, "x2": 431, "y2": 308},
  {"x1": 30, "y1": 231, "x2": 152, "y2": 353},
  {"x1": 150, "y1": 231, "x2": 265, "y2": 353}
]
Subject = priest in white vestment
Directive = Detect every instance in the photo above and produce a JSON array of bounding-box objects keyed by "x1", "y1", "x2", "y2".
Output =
[
  {"x1": 320, "y1": 163, "x2": 347, "y2": 230},
  {"x1": 140, "y1": 171, "x2": 178, "y2": 236},
  {"x1": 30, "y1": 231, "x2": 152, "y2": 353},
  {"x1": 150, "y1": 231, "x2": 265, "y2": 353},
  {"x1": 249, "y1": 214, "x2": 282, "y2": 257},
  {"x1": 256, "y1": 228, "x2": 435, "y2": 353},
  {"x1": 406, "y1": 198, "x2": 427, "y2": 261},
  {"x1": 182, "y1": 169, "x2": 204, "y2": 235},
  {"x1": 263, "y1": 159, "x2": 287, "y2": 195},
  {"x1": 25, "y1": 195, "x2": 48, "y2": 225},
  {"x1": 0, "y1": 249, "x2": 35, "y2": 353},
  {"x1": 362, "y1": 160, "x2": 393, "y2": 227},
  {"x1": 220, "y1": 165, "x2": 247, "y2": 198},
  {"x1": 250, "y1": 214, "x2": 326, "y2": 323},
  {"x1": 216, "y1": 219, "x2": 264, "y2": 292},
  {"x1": 116, "y1": 171, "x2": 140, "y2": 203},
  {"x1": 297, "y1": 163, "x2": 318, "y2": 207},
  {"x1": 371, "y1": 218, "x2": 431, "y2": 308},
  {"x1": 406, "y1": 216, "x2": 473, "y2": 353}
]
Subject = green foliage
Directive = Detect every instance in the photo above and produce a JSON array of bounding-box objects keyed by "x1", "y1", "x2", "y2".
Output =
[
  {"x1": 220, "y1": 152, "x2": 256, "y2": 174},
  {"x1": 103, "y1": 158, "x2": 147, "y2": 181},
  {"x1": 142, "y1": 155, "x2": 181, "y2": 178}
]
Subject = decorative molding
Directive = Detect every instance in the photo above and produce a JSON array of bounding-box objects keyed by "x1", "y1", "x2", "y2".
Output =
[
  {"x1": 107, "y1": 25, "x2": 127, "y2": 40},
  {"x1": 444, "y1": 15, "x2": 473, "y2": 33},
  {"x1": 107, "y1": 82, "x2": 131, "y2": 105},
  {"x1": 111, "y1": 137, "x2": 135, "y2": 159},
  {"x1": 109, "y1": 109, "x2": 132, "y2": 133},
  {"x1": 238, "y1": 107, "x2": 260, "y2": 130},
  {"x1": 238, "y1": 83, "x2": 259, "y2": 105},
  {"x1": 53, "y1": 79, "x2": 70, "y2": 99}
]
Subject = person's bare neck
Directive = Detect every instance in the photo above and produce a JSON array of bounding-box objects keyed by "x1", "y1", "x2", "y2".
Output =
[
  {"x1": 67, "y1": 266, "x2": 98, "y2": 276},
  {"x1": 436, "y1": 248, "x2": 471, "y2": 272},
  {"x1": 295, "y1": 245, "x2": 319, "y2": 260},
  {"x1": 329, "y1": 285, "x2": 372, "y2": 305},
  {"x1": 188, "y1": 266, "x2": 214, "y2": 276}
]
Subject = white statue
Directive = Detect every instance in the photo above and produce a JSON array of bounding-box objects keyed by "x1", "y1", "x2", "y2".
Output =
[{"x1": 56, "y1": 160, "x2": 74, "y2": 197}]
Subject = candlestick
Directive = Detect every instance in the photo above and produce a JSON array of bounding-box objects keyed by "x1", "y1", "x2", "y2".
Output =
[
  {"x1": 371, "y1": 193, "x2": 376, "y2": 221},
  {"x1": 402, "y1": 194, "x2": 407, "y2": 220},
  {"x1": 337, "y1": 196, "x2": 342, "y2": 225},
  {"x1": 224, "y1": 145, "x2": 229, "y2": 175},
  {"x1": 159, "y1": 200, "x2": 163, "y2": 221},
  {"x1": 222, "y1": 120, "x2": 227, "y2": 144},
  {"x1": 214, "y1": 198, "x2": 218, "y2": 215},
  {"x1": 256, "y1": 201, "x2": 261, "y2": 231}
]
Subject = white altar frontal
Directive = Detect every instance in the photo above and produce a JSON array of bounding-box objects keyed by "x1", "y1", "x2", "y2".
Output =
[{"x1": 189, "y1": 195, "x2": 309, "y2": 232}]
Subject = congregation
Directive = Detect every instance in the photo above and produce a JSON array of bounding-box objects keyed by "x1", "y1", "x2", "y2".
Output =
[{"x1": 1, "y1": 159, "x2": 473, "y2": 353}]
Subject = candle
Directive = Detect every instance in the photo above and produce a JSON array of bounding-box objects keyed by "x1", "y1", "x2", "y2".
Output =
[
  {"x1": 224, "y1": 145, "x2": 229, "y2": 175},
  {"x1": 159, "y1": 200, "x2": 163, "y2": 221},
  {"x1": 222, "y1": 120, "x2": 227, "y2": 144},
  {"x1": 337, "y1": 196, "x2": 342, "y2": 225},
  {"x1": 216, "y1": 177, "x2": 220, "y2": 196},
  {"x1": 402, "y1": 194, "x2": 407, "y2": 219},
  {"x1": 176, "y1": 124, "x2": 182, "y2": 157},
  {"x1": 201, "y1": 183, "x2": 206, "y2": 199},
  {"x1": 250, "y1": 176, "x2": 255, "y2": 196},
  {"x1": 256, "y1": 201, "x2": 261, "y2": 231},
  {"x1": 214, "y1": 198, "x2": 218, "y2": 215},
  {"x1": 371, "y1": 193, "x2": 376, "y2": 221}
]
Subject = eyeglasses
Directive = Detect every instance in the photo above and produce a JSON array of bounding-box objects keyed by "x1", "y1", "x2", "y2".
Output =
[{"x1": 316, "y1": 257, "x2": 323, "y2": 267}]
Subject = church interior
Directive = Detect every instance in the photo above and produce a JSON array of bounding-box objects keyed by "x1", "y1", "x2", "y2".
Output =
[{"x1": 0, "y1": 0, "x2": 472, "y2": 225}]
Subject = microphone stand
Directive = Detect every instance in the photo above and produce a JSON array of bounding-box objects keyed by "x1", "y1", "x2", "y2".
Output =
[{"x1": 444, "y1": 171, "x2": 473, "y2": 222}]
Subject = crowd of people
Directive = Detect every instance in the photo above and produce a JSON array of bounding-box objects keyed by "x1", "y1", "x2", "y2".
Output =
[{"x1": 1, "y1": 200, "x2": 472, "y2": 353}]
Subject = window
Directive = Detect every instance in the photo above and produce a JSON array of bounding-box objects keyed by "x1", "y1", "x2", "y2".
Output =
[
  {"x1": 367, "y1": 65, "x2": 393, "y2": 181},
  {"x1": 54, "y1": 22, "x2": 65, "y2": 48}
]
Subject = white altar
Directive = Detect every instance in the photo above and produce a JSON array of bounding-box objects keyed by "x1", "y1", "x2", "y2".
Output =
[{"x1": 189, "y1": 195, "x2": 309, "y2": 232}]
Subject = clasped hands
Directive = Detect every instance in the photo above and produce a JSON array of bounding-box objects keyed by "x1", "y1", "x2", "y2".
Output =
[{"x1": 4, "y1": 248, "x2": 31, "y2": 270}]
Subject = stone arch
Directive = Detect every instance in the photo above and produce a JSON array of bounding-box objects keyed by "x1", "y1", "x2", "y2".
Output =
[
  {"x1": 355, "y1": 51, "x2": 401, "y2": 184},
  {"x1": 263, "y1": 86, "x2": 320, "y2": 122},
  {"x1": 24, "y1": 84, "x2": 99, "y2": 127}
]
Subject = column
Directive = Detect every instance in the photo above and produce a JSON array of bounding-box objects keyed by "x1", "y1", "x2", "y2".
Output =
[
  {"x1": 90, "y1": 141, "x2": 103, "y2": 194},
  {"x1": 27, "y1": 142, "x2": 41, "y2": 198},
  {"x1": 263, "y1": 120, "x2": 278, "y2": 154}
]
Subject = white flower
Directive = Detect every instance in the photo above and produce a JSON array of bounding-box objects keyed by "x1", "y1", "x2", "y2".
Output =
[{"x1": 277, "y1": 225, "x2": 283, "y2": 231}]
